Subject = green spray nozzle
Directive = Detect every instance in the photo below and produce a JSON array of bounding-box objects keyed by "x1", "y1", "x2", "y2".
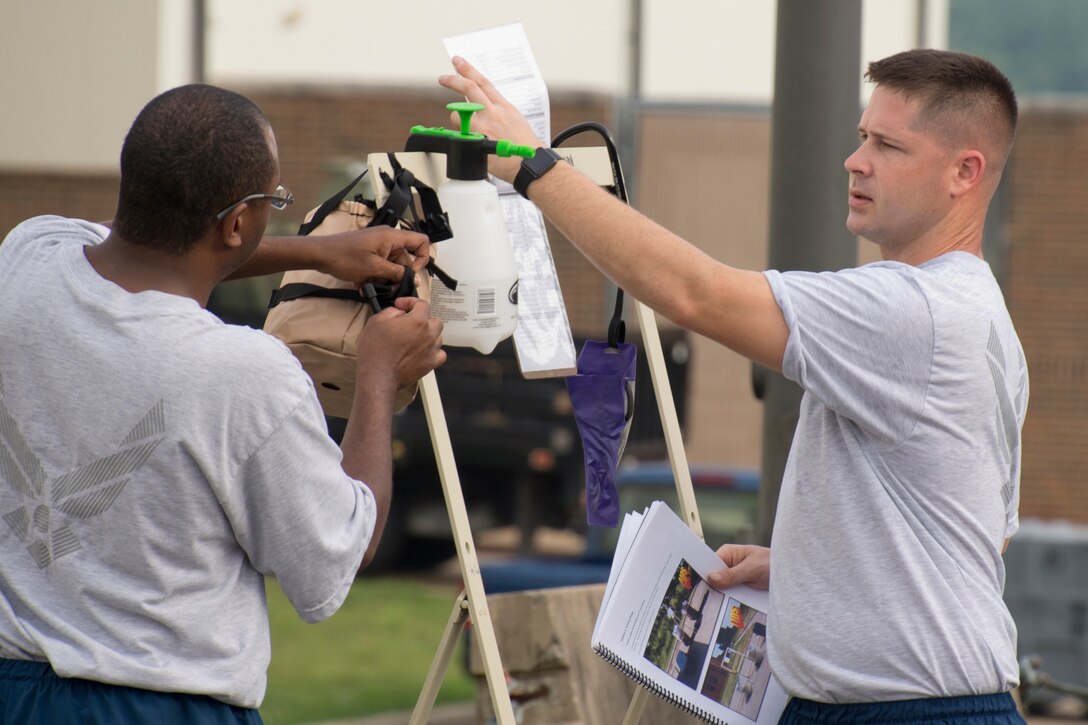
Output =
[{"x1": 494, "y1": 139, "x2": 536, "y2": 159}]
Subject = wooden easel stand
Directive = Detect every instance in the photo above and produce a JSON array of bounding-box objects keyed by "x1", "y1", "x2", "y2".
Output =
[{"x1": 369, "y1": 148, "x2": 705, "y2": 724}]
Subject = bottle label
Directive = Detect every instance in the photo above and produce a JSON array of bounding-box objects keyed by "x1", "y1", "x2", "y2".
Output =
[
  {"x1": 429, "y1": 287, "x2": 469, "y2": 322},
  {"x1": 475, "y1": 286, "x2": 497, "y2": 318},
  {"x1": 430, "y1": 281, "x2": 517, "y2": 337}
]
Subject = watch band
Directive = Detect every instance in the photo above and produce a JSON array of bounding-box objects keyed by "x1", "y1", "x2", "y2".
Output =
[{"x1": 514, "y1": 147, "x2": 562, "y2": 200}]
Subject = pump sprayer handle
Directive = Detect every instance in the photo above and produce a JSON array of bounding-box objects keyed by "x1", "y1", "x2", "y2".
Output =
[
  {"x1": 405, "y1": 102, "x2": 537, "y2": 179},
  {"x1": 448, "y1": 102, "x2": 485, "y2": 135},
  {"x1": 445, "y1": 103, "x2": 533, "y2": 157}
]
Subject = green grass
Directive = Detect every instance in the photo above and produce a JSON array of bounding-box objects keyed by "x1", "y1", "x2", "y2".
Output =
[{"x1": 260, "y1": 576, "x2": 476, "y2": 725}]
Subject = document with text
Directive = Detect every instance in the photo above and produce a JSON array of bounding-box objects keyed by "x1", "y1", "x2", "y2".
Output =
[{"x1": 443, "y1": 23, "x2": 576, "y2": 377}]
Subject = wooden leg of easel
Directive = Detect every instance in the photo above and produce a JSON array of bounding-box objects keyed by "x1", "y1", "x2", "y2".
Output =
[
  {"x1": 622, "y1": 688, "x2": 651, "y2": 725},
  {"x1": 416, "y1": 372, "x2": 517, "y2": 725},
  {"x1": 621, "y1": 302, "x2": 704, "y2": 725},
  {"x1": 410, "y1": 592, "x2": 470, "y2": 725},
  {"x1": 633, "y1": 300, "x2": 703, "y2": 539}
]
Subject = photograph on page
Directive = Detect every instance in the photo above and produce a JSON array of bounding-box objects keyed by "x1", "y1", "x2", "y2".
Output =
[{"x1": 641, "y1": 562, "x2": 775, "y2": 722}]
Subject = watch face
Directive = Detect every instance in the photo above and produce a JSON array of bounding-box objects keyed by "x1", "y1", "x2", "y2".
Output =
[
  {"x1": 515, "y1": 148, "x2": 562, "y2": 198},
  {"x1": 528, "y1": 148, "x2": 560, "y2": 176}
]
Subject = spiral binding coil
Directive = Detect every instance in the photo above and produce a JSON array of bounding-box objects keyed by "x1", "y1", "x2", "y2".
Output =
[{"x1": 593, "y1": 644, "x2": 727, "y2": 724}]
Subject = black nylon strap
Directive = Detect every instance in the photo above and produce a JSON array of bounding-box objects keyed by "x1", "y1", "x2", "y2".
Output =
[
  {"x1": 608, "y1": 307, "x2": 626, "y2": 347},
  {"x1": 371, "y1": 164, "x2": 415, "y2": 229},
  {"x1": 411, "y1": 177, "x2": 453, "y2": 243},
  {"x1": 426, "y1": 259, "x2": 457, "y2": 291},
  {"x1": 268, "y1": 283, "x2": 361, "y2": 308},
  {"x1": 374, "y1": 155, "x2": 452, "y2": 244},
  {"x1": 297, "y1": 170, "x2": 369, "y2": 236},
  {"x1": 268, "y1": 269, "x2": 423, "y2": 310},
  {"x1": 388, "y1": 267, "x2": 417, "y2": 301}
]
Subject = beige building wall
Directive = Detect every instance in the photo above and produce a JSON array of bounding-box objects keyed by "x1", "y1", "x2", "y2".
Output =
[
  {"x1": 631, "y1": 109, "x2": 882, "y2": 469},
  {"x1": 0, "y1": 0, "x2": 194, "y2": 172},
  {"x1": 208, "y1": 0, "x2": 945, "y2": 104},
  {"x1": 633, "y1": 110, "x2": 772, "y2": 468}
]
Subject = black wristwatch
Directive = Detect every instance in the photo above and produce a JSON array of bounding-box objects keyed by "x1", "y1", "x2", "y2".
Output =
[{"x1": 514, "y1": 147, "x2": 563, "y2": 200}]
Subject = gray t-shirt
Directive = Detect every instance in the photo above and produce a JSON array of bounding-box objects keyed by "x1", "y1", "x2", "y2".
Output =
[
  {"x1": 0, "y1": 216, "x2": 377, "y2": 707},
  {"x1": 764, "y1": 252, "x2": 1027, "y2": 702}
]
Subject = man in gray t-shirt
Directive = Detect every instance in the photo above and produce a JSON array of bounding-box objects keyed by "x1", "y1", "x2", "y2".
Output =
[
  {"x1": 439, "y1": 48, "x2": 1027, "y2": 723},
  {"x1": 0, "y1": 85, "x2": 444, "y2": 722}
]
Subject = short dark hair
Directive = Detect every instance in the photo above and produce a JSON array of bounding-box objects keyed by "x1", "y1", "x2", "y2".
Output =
[
  {"x1": 866, "y1": 49, "x2": 1018, "y2": 169},
  {"x1": 113, "y1": 84, "x2": 276, "y2": 255}
]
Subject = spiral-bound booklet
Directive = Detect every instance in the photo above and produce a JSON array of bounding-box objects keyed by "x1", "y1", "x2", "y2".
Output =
[{"x1": 591, "y1": 501, "x2": 789, "y2": 724}]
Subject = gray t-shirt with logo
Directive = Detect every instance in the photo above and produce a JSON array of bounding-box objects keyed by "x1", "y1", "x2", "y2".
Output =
[
  {"x1": 0, "y1": 216, "x2": 377, "y2": 708},
  {"x1": 764, "y1": 252, "x2": 1027, "y2": 702}
]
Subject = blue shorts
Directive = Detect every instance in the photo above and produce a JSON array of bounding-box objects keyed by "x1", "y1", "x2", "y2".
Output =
[
  {"x1": 0, "y1": 658, "x2": 263, "y2": 725},
  {"x1": 780, "y1": 691, "x2": 1025, "y2": 725}
]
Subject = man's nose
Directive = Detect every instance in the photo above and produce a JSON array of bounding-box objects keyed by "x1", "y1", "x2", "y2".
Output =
[{"x1": 844, "y1": 145, "x2": 868, "y2": 176}]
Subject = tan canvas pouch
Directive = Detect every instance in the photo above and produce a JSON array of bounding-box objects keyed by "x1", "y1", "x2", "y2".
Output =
[{"x1": 263, "y1": 198, "x2": 430, "y2": 419}]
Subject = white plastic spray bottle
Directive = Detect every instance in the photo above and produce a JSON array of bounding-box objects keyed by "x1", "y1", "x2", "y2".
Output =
[{"x1": 405, "y1": 102, "x2": 536, "y2": 354}]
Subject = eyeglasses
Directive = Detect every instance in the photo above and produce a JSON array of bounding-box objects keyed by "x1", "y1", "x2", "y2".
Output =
[{"x1": 215, "y1": 184, "x2": 294, "y2": 220}]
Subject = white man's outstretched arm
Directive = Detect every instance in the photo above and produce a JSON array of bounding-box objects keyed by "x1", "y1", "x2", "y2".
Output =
[{"x1": 440, "y1": 57, "x2": 788, "y2": 371}]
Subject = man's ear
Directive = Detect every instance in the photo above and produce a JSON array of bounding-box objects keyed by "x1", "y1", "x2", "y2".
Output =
[
  {"x1": 950, "y1": 149, "x2": 986, "y2": 198},
  {"x1": 218, "y1": 204, "x2": 248, "y2": 250}
]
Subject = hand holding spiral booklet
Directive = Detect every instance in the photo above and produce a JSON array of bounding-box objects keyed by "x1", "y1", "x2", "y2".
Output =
[{"x1": 591, "y1": 501, "x2": 789, "y2": 724}]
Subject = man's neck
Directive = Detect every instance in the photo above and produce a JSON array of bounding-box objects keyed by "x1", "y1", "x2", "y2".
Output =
[
  {"x1": 83, "y1": 233, "x2": 215, "y2": 306},
  {"x1": 881, "y1": 210, "x2": 986, "y2": 266}
]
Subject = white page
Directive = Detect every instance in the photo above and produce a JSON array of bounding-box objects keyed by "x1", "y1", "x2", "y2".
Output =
[
  {"x1": 443, "y1": 24, "x2": 576, "y2": 377},
  {"x1": 443, "y1": 23, "x2": 550, "y2": 151},
  {"x1": 592, "y1": 502, "x2": 788, "y2": 725},
  {"x1": 592, "y1": 508, "x2": 647, "y2": 643}
]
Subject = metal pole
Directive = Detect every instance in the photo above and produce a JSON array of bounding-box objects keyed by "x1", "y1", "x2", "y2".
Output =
[
  {"x1": 757, "y1": 0, "x2": 862, "y2": 545},
  {"x1": 629, "y1": 0, "x2": 642, "y2": 98},
  {"x1": 192, "y1": 0, "x2": 205, "y2": 84},
  {"x1": 916, "y1": 0, "x2": 929, "y2": 48}
]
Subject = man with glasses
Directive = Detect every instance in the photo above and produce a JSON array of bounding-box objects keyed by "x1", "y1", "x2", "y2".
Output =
[{"x1": 0, "y1": 84, "x2": 444, "y2": 723}]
